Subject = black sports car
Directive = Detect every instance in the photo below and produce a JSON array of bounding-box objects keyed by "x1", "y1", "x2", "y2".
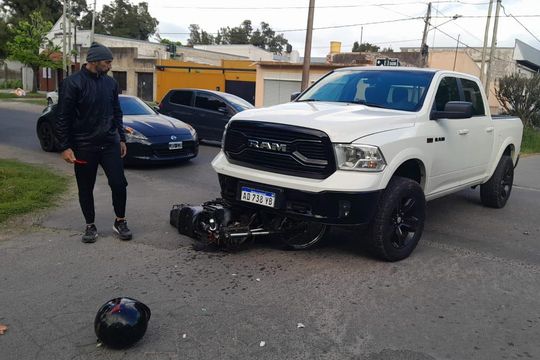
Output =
[{"x1": 37, "y1": 95, "x2": 199, "y2": 164}]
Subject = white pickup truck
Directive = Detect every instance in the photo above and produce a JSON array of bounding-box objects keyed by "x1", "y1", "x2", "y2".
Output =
[{"x1": 190, "y1": 67, "x2": 523, "y2": 261}]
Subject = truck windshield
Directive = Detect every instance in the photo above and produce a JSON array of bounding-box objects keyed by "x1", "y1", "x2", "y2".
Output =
[{"x1": 297, "y1": 70, "x2": 435, "y2": 112}]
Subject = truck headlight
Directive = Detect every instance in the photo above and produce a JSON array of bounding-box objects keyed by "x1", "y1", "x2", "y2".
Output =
[
  {"x1": 124, "y1": 126, "x2": 149, "y2": 143},
  {"x1": 334, "y1": 144, "x2": 386, "y2": 171}
]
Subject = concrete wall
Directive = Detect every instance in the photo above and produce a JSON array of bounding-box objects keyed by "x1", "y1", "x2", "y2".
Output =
[
  {"x1": 194, "y1": 45, "x2": 274, "y2": 61},
  {"x1": 175, "y1": 47, "x2": 247, "y2": 66}
]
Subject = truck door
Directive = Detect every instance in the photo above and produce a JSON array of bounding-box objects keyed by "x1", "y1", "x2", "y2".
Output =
[
  {"x1": 193, "y1": 92, "x2": 232, "y2": 141},
  {"x1": 426, "y1": 76, "x2": 474, "y2": 193},
  {"x1": 459, "y1": 77, "x2": 494, "y2": 178}
]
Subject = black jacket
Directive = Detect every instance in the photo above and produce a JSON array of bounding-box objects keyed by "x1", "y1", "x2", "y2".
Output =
[{"x1": 56, "y1": 65, "x2": 125, "y2": 151}]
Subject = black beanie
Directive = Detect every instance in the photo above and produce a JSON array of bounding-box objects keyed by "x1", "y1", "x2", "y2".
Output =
[{"x1": 86, "y1": 42, "x2": 114, "y2": 62}]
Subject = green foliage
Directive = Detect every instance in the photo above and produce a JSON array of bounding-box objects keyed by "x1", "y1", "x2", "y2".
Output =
[
  {"x1": 7, "y1": 11, "x2": 61, "y2": 92},
  {"x1": 352, "y1": 42, "x2": 380, "y2": 52},
  {"x1": 188, "y1": 24, "x2": 215, "y2": 46},
  {"x1": 79, "y1": 0, "x2": 158, "y2": 40},
  {"x1": 0, "y1": 80, "x2": 24, "y2": 89},
  {"x1": 0, "y1": 17, "x2": 9, "y2": 59},
  {"x1": 0, "y1": 159, "x2": 68, "y2": 223},
  {"x1": 521, "y1": 126, "x2": 540, "y2": 154},
  {"x1": 495, "y1": 73, "x2": 540, "y2": 128},
  {"x1": 188, "y1": 20, "x2": 290, "y2": 54}
]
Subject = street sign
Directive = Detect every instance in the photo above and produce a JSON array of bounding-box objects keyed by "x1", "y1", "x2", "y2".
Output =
[{"x1": 375, "y1": 58, "x2": 400, "y2": 67}]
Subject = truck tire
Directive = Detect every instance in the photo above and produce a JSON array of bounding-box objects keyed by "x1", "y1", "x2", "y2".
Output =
[
  {"x1": 367, "y1": 176, "x2": 426, "y2": 262},
  {"x1": 480, "y1": 155, "x2": 514, "y2": 208},
  {"x1": 278, "y1": 219, "x2": 329, "y2": 250}
]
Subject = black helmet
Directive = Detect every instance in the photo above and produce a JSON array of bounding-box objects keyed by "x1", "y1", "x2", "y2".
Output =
[{"x1": 94, "y1": 297, "x2": 151, "y2": 349}]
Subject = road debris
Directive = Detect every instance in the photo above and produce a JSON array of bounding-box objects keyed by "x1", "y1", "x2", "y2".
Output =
[
  {"x1": 297, "y1": 323, "x2": 305, "y2": 329},
  {"x1": 0, "y1": 324, "x2": 8, "y2": 335},
  {"x1": 259, "y1": 341, "x2": 266, "y2": 347}
]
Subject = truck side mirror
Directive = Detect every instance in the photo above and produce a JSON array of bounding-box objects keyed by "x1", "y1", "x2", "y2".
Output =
[
  {"x1": 290, "y1": 92, "x2": 301, "y2": 101},
  {"x1": 431, "y1": 101, "x2": 473, "y2": 120}
]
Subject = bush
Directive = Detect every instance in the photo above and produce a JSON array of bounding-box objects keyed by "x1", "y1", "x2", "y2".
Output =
[{"x1": 0, "y1": 79, "x2": 23, "y2": 89}]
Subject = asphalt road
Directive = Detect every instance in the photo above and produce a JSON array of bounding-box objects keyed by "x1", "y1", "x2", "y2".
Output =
[{"x1": 0, "y1": 101, "x2": 539, "y2": 360}]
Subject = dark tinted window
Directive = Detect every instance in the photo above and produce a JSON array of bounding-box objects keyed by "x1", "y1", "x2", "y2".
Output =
[
  {"x1": 169, "y1": 90, "x2": 192, "y2": 106},
  {"x1": 461, "y1": 78, "x2": 485, "y2": 116},
  {"x1": 434, "y1": 77, "x2": 460, "y2": 111},
  {"x1": 195, "y1": 93, "x2": 227, "y2": 112},
  {"x1": 119, "y1": 96, "x2": 154, "y2": 115}
]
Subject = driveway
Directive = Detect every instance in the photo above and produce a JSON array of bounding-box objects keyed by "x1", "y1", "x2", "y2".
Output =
[{"x1": 0, "y1": 102, "x2": 539, "y2": 360}]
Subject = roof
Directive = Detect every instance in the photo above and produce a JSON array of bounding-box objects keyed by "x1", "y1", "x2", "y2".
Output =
[
  {"x1": 336, "y1": 66, "x2": 439, "y2": 73},
  {"x1": 513, "y1": 39, "x2": 540, "y2": 71}
]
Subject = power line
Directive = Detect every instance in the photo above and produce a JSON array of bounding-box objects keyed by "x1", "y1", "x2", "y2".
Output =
[
  {"x1": 159, "y1": 1, "x2": 490, "y2": 10},
  {"x1": 432, "y1": 6, "x2": 484, "y2": 43},
  {"x1": 159, "y1": 17, "x2": 424, "y2": 35},
  {"x1": 500, "y1": 3, "x2": 540, "y2": 45}
]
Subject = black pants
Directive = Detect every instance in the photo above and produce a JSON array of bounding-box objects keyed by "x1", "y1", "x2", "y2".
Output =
[{"x1": 74, "y1": 143, "x2": 128, "y2": 224}]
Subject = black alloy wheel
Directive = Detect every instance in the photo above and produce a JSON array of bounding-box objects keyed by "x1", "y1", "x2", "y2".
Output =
[
  {"x1": 480, "y1": 155, "x2": 514, "y2": 208},
  {"x1": 367, "y1": 176, "x2": 426, "y2": 262},
  {"x1": 389, "y1": 196, "x2": 422, "y2": 250}
]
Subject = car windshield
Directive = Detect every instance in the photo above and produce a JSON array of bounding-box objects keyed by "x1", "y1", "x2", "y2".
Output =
[
  {"x1": 297, "y1": 70, "x2": 435, "y2": 112},
  {"x1": 119, "y1": 96, "x2": 155, "y2": 115},
  {"x1": 220, "y1": 93, "x2": 254, "y2": 112}
]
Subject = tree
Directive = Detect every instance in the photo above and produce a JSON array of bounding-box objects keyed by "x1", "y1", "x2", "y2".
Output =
[
  {"x1": 79, "y1": 0, "x2": 158, "y2": 40},
  {"x1": 495, "y1": 73, "x2": 540, "y2": 128},
  {"x1": 186, "y1": 20, "x2": 289, "y2": 53},
  {"x1": 0, "y1": 16, "x2": 10, "y2": 59},
  {"x1": 352, "y1": 42, "x2": 380, "y2": 52},
  {"x1": 187, "y1": 24, "x2": 215, "y2": 46},
  {"x1": 1, "y1": 0, "x2": 88, "y2": 24},
  {"x1": 7, "y1": 11, "x2": 62, "y2": 92}
]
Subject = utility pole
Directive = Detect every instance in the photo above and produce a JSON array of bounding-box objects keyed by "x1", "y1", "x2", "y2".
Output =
[
  {"x1": 62, "y1": 0, "x2": 67, "y2": 77},
  {"x1": 360, "y1": 26, "x2": 363, "y2": 46},
  {"x1": 67, "y1": 0, "x2": 72, "y2": 75},
  {"x1": 485, "y1": 0, "x2": 501, "y2": 98},
  {"x1": 301, "y1": 0, "x2": 315, "y2": 91},
  {"x1": 480, "y1": 0, "x2": 494, "y2": 84},
  {"x1": 420, "y1": 2, "x2": 432, "y2": 67},
  {"x1": 453, "y1": 34, "x2": 460, "y2": 70},
  {"x1": 91, "y1": 0, "x2": 97, "y2": 44}
]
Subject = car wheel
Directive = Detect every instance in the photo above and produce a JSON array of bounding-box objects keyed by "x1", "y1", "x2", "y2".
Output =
[
  {"x1": 37, "y1": 122, "x2": 56, "y2": 152},
  {"x1": 480, "y1": 155, "x2": 514, "y2": 208},
  {"x1": 278, "y1": 219, "x2": 329, "y2": 250},
  {"x1": 367, "y1": 176, "x2": 426, "y2": 262}
]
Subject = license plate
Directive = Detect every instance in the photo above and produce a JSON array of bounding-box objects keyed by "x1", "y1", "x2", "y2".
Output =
[
  {"x1": 168, "y1": 141, "x2": 183, "y2": 150},
  {"x1": 240, "y1": 186, "x2": 276, "y2": 208}
]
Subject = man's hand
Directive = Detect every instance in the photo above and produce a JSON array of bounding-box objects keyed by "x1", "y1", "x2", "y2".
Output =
[
  {"x1": 120, "y1": 141, "x2": 127, "y2": 158},
  {"x1": 61, "y1": 148, "x2": 76, "y2": 163}
]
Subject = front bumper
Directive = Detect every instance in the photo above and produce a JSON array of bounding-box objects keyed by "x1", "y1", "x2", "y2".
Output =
[
  {"x1": 126, "y1": 139, "x2": 198, "y2": 164},
  {"x1": 218, "y1": 174, "x2": 381, "y2": 225}
]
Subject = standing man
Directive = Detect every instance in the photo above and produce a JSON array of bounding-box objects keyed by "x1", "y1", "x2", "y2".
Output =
[{"x1": 56, "y1": 42, "x2": 132, "y2": 243}]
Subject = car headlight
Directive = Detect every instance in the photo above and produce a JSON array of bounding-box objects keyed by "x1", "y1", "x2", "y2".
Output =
[
  {"x1": 334, "y1": 144, "x2": 386, "y2": 171},
  {"x1": 185, "y1": 124, "x2": 197, "y2": 139},
  {"x1": 124, "y1": 126, "x2": 149, "y2": 143}
]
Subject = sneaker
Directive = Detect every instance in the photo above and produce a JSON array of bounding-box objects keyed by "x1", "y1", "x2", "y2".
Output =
[
  {"x1": 82, "y1": 224, "x2": 98, "y2": 243},
  {"x1": 113, "y1": 219, "x2": 132, "y2": 241}
]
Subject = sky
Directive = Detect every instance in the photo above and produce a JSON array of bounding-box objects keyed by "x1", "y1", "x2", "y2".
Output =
[{"x1": 93, "y1": 0, "x2": 540, "y2": 57}]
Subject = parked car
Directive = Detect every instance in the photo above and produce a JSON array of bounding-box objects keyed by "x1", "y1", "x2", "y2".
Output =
[
  {"x1": 46, "y1": 90, "x2": 58, "y2": 105},
  {"x1": 158, "y1": 89, "x2": 254, "y2": 142},
  {"x1": 36, "y1": 95, "x2": 199, "y2": 164}
]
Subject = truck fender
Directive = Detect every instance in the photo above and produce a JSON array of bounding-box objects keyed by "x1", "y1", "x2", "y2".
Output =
[
  {"x1": 379, "y1": 148, "x2": 428, "y2": 190},
  {"x1": 486, "y1": 137, "x2": 518, "y2": 178}
]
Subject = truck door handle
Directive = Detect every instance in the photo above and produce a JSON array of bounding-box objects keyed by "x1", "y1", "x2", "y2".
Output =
[
  {"x1": 486, "y1": 127, "x2": 494, "y2": 133},
  {"x1": 458, "y1": 129, "x2": 469, "y2": 135}
]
